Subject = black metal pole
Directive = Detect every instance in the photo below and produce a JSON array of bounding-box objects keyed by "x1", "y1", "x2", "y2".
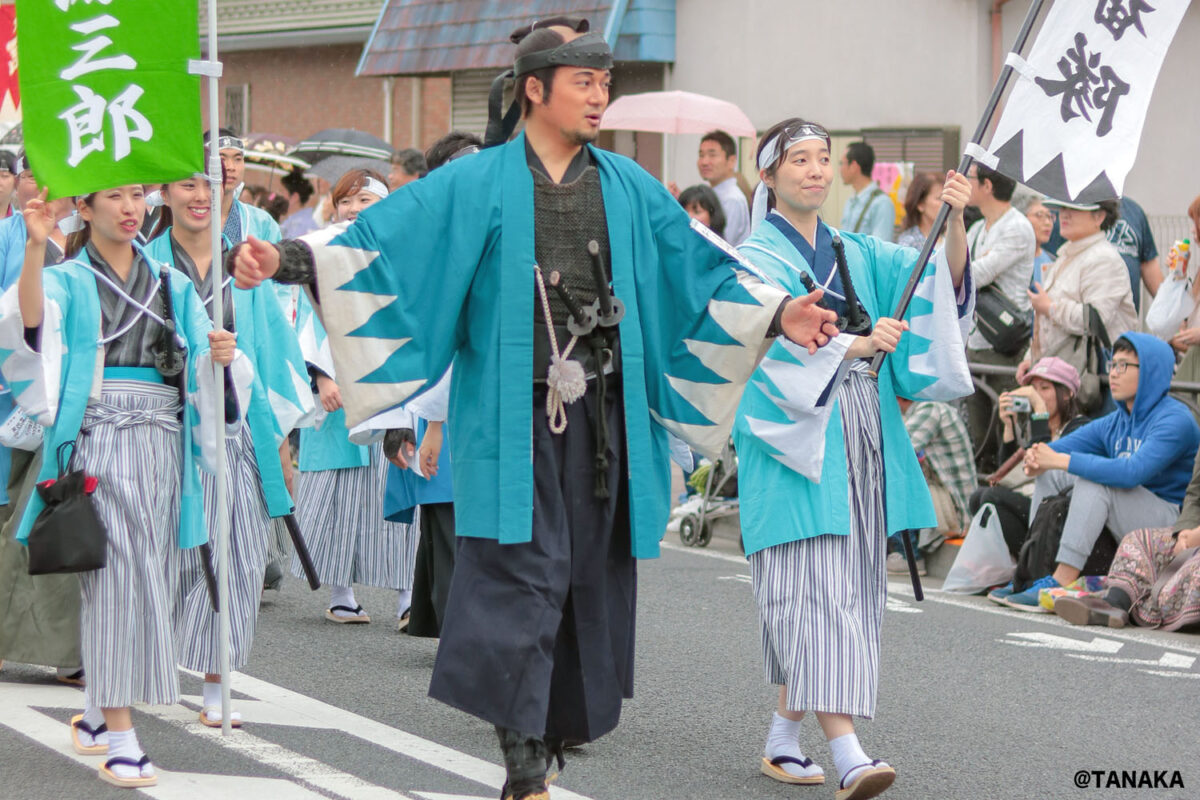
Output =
[
  {"x1": 901, "y1": 529, "x2": 924, "y2": 601},
  {"x1": 868, "y1": 0, "x2": 1051, "y2": 378},
  {"x1": 284, "y1": 514, "x2": 321, "y2": 591}
]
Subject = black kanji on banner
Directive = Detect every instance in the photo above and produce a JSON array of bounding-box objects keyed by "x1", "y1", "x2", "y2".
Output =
[
  {"x1": 1094, "y1": 0, "x2": 1155, "y2": 41},
  {"x1": 1034, "y1": 32, "x2": 1130, "y2": 136}
]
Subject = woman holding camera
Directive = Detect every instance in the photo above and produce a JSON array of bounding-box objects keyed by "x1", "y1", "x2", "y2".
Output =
[{"x1": 969, "y1": 357, "x2": 1088, "y2": 582}]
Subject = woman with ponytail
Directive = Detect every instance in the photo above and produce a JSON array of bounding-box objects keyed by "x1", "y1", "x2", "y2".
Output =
[{"x1": 145, "y1": 172, "x2": 312, "y2": 728}]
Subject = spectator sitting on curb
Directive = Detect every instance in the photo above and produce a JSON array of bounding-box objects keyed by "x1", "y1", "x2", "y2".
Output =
[
  {"x1": 890, "y1": 397, "x2": 978, "y2": 577},
  {"x1": 998, "y1": 333, "x2": 1200, "y2": 610},
  {"x1": 970, "y1": 357, "x2": 1090, "y2": 559},
  {"x1": 1056, "y1": 444, "x2": 1200, "y2": 631}
]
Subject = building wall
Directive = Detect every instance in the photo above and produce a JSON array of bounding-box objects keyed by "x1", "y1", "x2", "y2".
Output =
[
  {"x1": 204, "y1": 44, "x2": 450, "y2": 153},
  {"x1": 667, "y1": 0, "x2": 990, "y2": 199},
  {"x1": 666, "y1": 0, "x2": 1197, "y2": 219}
]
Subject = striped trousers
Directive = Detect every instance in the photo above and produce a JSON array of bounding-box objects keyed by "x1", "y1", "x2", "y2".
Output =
[
  {"x1": 172, "y1": 425, "x2": 271, "y2": 673},
  {"x1": 293, "y1": 442, "x2": 418, "y2": 590},
  {"x1": 749, "y1": 367, "x2": 887, "y2": 718},
  {"x1": 75, "y1": 381, "x2": 182, "y2": 708}
]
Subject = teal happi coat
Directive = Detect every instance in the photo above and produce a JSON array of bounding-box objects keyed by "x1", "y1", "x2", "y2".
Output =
[
  {"x1": 145, "y1": 230, "x2": 314, "y2": 516},
  {"x1": 292, "y1": 283, "x2": 370, "y2": 472},
  {"x1": 297, "y1": 134, "x2": 788, "y2": 558},
  {"x1": 232, "y1": 198, "x2": 282, "y2": 244},
  {"x1": 733, "y1": 216, "x2": 975, "y2": 556},
  {"x1": 0, "y1": 245, "x2": 219, "y2": 547}
]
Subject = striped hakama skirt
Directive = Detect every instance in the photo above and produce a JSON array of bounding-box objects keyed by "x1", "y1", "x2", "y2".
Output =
[
  {"x1": 172, "y1": 424, "x2": 271, "y2": 673},
  {"x1": 749, "y1": 367, "x2": 887, "y2": 719},
  {"x1": 292, "y1": 442, "x2": 418, "y2": 590},
  {"x1": 75, "y1": 380, "x2": 183, "y2": 708}
]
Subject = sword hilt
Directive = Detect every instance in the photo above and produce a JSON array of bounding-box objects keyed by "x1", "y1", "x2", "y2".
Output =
[{"x1": 549, "y1": 272, "x2": 597, "y2": 336}]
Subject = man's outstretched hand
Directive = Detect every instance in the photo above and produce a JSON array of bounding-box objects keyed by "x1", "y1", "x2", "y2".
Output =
[
  {"x1": 780, "y1": 290, "x2": 839, "y2": 354},
  {"x1": 232, "y1": 236, "x2": 281, "y2": 289}
]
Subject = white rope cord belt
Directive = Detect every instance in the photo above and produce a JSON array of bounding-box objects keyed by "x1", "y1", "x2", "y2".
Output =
[{"x1": 534, "y1": 266, "x2": 587, "y2": 433}]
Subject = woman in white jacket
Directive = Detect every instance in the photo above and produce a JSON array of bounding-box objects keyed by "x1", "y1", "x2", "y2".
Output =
[{"x1": 1019, "y1": 198, "x2": 1137, "y2": 390}]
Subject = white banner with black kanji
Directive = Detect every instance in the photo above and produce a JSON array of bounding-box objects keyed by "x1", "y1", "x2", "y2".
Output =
[{"x1": 979, "y1": 0, "x2": 1188, "y2": 203}]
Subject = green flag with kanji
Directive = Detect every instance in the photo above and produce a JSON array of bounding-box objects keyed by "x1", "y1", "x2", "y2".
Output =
[{"x1": 17, "y1": 0, "x2": 203, "y2": 197}]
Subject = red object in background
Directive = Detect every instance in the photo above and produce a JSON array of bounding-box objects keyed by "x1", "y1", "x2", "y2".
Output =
[{"x1": 0, "y1": 5, "x2": 16, "y2": 111}]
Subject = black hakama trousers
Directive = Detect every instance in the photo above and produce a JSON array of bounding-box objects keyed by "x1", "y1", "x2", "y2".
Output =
[
  {"x1": 428, "y1": 377, "x2": 635, "y2": 743},
  {"x1": 407, "y1": 502, "x2": 457, "y2": 638}
]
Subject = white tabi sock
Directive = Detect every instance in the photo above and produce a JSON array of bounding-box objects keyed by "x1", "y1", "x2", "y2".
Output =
[
  {"x1": 764, "y1": 712, "x2": 823, "y2": 779},
  {"x1": 79, "y1": 702, "x2": 108, "y2": 748},
  {"x1": 107, "y1": 728, "x2": 153, "y2": 778},
  {"x1": 396, "y1": 589, "x2": 412, "y2": 618},
  {"x1": 200, "y1": 680, "x2": 242, "y2": 724},
  {"x1": 329, "y1": 585, "x2": 359, "y2": 617},
  {"x1": 829, "y1": 732, "x2": 884, "y2": 786}
]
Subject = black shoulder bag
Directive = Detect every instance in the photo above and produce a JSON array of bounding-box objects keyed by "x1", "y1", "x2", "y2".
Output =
[
  {"x1": 971, "y1": 225, "x2": 1031, "y2": 355},
  {"x1": 26, "y1": 440, "x2": 108, "y2": 575}
]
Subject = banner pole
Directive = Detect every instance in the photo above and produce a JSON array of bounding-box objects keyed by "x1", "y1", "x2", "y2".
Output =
[
  {"x1": 204, "y1": 0, "x2": 233, "y2": 737},
  {"x1": 866, "y1": 0, "x2": 1051, "y2": 380}
]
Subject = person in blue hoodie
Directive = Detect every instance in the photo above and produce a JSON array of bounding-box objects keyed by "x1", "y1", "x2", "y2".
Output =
[{"x1": 1002, "y1": 332, "x2": 1200, "y2": 608}]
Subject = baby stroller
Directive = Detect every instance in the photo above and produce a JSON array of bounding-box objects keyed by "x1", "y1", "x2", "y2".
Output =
[{"x1": 677, "y1": 440, "x2": 739, "y2": 548}]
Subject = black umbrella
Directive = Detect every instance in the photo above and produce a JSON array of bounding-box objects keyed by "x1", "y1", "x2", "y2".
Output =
[{"x1": 289, "y1": 129, "x2": 392, "y2": 166}]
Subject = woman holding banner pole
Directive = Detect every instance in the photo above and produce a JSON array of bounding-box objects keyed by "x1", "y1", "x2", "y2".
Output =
[
  {"x1": 146, "y1": 169, "x2": 313, "y2": 728},
  {"x1": 732, "y1": 119, "x2": 973, "y2": 799},
  {"x1": 0, "y1": 185, "x2": 234, "y2": 788}
]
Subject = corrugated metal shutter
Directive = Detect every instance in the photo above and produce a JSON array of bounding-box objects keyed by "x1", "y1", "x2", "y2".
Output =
[
  {"x1": 451, "y1": 70, "x2": 496, "y2": 139},
  {"x1": 861, "y1": 128, "x2": 960, "y2": 173}
]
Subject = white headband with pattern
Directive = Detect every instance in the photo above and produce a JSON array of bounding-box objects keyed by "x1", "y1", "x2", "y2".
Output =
[
  {"x1": 362, "y1": 176, "x2": 389, "y2": 199},
  {"x1": 751, "y1": 123, "x2": 830, "y2": 231}
]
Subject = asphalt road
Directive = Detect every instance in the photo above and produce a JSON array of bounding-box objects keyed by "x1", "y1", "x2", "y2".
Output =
[{"x1": 1, "y1": 531, "x2": 1196, "y2": 800}]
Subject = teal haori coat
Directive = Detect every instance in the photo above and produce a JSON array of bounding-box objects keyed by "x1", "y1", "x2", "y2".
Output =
[
  {"x1": 296, "y1": 134, "x2": 790, "y2": 559},
  {"x1": 733, "y1": 217, "x2": 976, "y2": 556}
]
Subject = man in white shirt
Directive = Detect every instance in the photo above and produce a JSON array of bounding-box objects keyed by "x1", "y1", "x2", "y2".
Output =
[
  {"x1": 697, "y1": 130, "x2": 750, "y2": 245},
  {"x1": 964, "y1": 162, "x2": 1036, "y2": 472},
  {"x1": 838, "y1": 141, "x2": 895, "y2": 242}
]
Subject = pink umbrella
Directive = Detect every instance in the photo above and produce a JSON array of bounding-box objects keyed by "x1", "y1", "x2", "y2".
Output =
[{"x1": 600, "y1": 90, "x2": 756, "y2": 138}]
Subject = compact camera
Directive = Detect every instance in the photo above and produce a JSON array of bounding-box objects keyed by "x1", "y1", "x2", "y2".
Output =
[{"x1": 1010, "y1": 396, "x2": 1032, "y2": 414}]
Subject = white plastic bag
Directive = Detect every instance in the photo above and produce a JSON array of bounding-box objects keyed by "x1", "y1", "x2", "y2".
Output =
[
  {"x1": 1145, "y1": 275, "x2": 1195, "y2": 339},
  {"x1": 0, "y1": 405, "x2": 43, "y2": 451},
  {"x1": 942, "y1": 503, "x2": 1016, "y2": 594}
]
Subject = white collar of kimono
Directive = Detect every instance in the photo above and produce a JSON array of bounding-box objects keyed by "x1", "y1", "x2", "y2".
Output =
[
  {"x1": 62, "y1": 251, "x2": 186, "y2": 348},
  {"x1": 751, "y1": 127, "x2": 830, "y2": 232},
  {"x1": 739, "y1": 213, "x2": 849, "y2": 304},
  {"x1": 362, "y1": 177, "x2": 389, "y2": 200}
]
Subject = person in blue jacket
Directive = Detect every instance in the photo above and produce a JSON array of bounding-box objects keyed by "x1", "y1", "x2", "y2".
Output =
[{"x1": 1004, "y1": 332, "x2": 1200, "y2": 608}]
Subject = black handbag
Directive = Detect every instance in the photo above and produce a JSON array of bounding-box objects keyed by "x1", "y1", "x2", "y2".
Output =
[
  {"x1": 26, "y1": 440, "x2": 108, "y2": 575},
  {"x1": 974, "y1": 284, "x2": 1032, "y2": 356}
]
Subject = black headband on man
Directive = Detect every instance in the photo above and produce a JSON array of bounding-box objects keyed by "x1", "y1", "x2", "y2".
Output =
[
  {"x1": 513, "y1": 31, "x2": 614, "y2": 77},
  {"x1": 484, "y1": 16, "x2": 613, "y2": 147}
]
